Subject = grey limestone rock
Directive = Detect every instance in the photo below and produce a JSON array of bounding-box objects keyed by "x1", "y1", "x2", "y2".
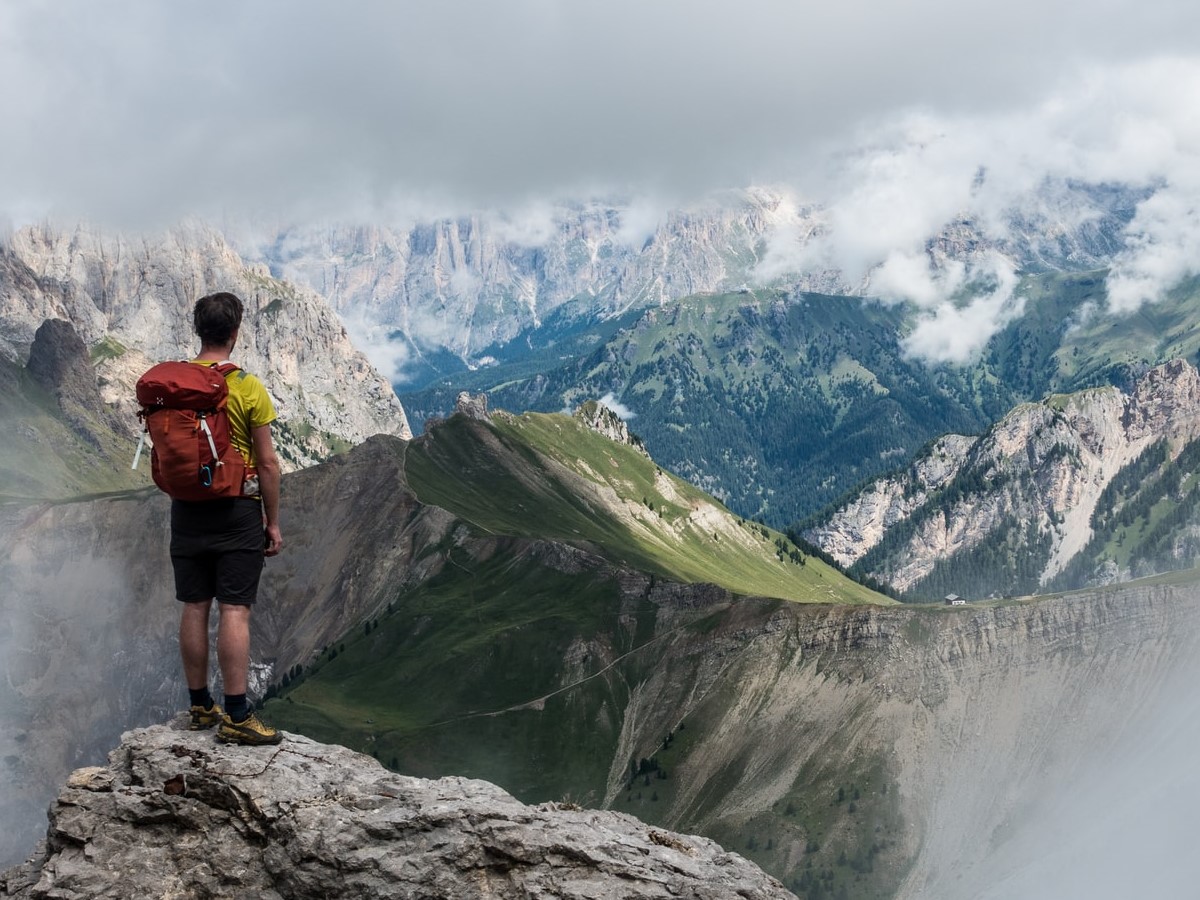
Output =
[
  {"x1": 454, "y1": 391, "x2": 489, "y2": 420},
  {"x1": 2, "y1": 722, "x2": 793, "y2": 900},
  {"x1": 573, "y1": 400, "x2": 648, "y2": 457}
]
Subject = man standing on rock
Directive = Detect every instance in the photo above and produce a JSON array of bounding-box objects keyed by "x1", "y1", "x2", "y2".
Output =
[{"x1": 172, "y1": 292, "x2": 284, "y2": 745}]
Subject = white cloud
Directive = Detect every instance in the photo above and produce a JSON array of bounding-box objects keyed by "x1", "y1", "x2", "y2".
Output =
[
  {"x1": 339, "y1": 309, "x2": 412, "y2": 384},
  {"x1": 900, "y1": 255, "x2": 1025, "y2": 365},
  {"x1": 598, "y1": 392, "x2": 636, "y2": 421},
  {"x1": 1106, "y1": 188, "x2": 1200, "y2": 313},
  {"x1": 449, "y1": 269, "x2": 483, "y2": 299},
  {"x1": 613, "y1": 199, "x2": 666, "y2": 249},
  {"x1": 3, "y1": 1, "x2": 1199, "y2": 229},
  {"x1": 486, "y1": 203, "x2": 561, "y2": 248}
]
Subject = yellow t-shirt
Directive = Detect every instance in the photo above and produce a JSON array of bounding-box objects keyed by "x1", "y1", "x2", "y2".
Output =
[{"x1": 192, "y1": 360, "x2": 277, "y2": 467}]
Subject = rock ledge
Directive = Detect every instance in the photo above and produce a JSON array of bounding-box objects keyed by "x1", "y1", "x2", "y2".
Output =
[{"x1": 2, "y1": 722, "x2": 792, "y2": 899}]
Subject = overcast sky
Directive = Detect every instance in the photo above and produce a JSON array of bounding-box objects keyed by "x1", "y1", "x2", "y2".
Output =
[{"x1": 3, "y1": 0, "x2": 1200, "y2": 359}]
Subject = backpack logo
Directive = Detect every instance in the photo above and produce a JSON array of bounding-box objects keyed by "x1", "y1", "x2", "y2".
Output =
[{"x1": 133, "y1": 361, "x2": 253, "y2": 500}]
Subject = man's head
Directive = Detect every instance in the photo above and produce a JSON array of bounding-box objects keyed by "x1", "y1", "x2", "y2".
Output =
[{"x1": 194, "y1": 292, "x2": 244, "y2": 349}]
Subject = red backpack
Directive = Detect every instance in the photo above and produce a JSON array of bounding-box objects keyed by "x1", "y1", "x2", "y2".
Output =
[{"x1": 134, "y1": 361, "x2": 253, "y2": 501}]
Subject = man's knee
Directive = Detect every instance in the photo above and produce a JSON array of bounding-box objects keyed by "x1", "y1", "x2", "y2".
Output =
[{"x1": 218, "y1": 602, "x2": 252, "y2": 623}]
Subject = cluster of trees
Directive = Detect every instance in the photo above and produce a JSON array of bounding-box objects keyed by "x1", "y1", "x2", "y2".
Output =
[{"x1": 914, "y1": 512, "x2": 1053, "y2": 601}]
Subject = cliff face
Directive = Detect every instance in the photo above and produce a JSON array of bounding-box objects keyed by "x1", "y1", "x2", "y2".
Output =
[
  {"x1": 0, "y1": 223, "x2": 411, "y2": 468},
  {"x1": 641, "y1": 579, "x2": 1200, "y2": 900},
  {"x1": 807, "y1": 359, "x2": 1200, "y2": 593},
  {"x1": 804, "y1": 433, "x2": 977, "y2": 569},
  {"x1": 242, "y1": 195, "x2": 802, "y2": 362},
  {"x1": 238, "y1": 182, "x2": 1140, "y2": 368},
  {"x1": 1, "y1": 724, "x2": 791, "y2": 900}
]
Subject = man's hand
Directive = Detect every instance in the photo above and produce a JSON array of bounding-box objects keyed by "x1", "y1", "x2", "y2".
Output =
[{"x1": 265, "y1": 523, "x2": 284, "y2": 557}]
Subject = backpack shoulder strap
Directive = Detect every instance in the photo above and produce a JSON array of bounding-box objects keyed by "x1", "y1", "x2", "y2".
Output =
[{"x1": 209, "y1": 360, "x2": 242, "y2": 378}]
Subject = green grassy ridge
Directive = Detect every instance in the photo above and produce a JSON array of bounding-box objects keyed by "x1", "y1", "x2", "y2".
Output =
[
  {"x1": 1055, "y1": 273, "x2": 1200, "y2": 389},
  {"x1": 405, "y1": 408, "x2": 890, "y2": 606},
  {"x1": 402, "y1": 288, "x2": 1012, "y2": 526},
  {"x1": 0, "y1": 358, "x2": 145, "y2": 501}
]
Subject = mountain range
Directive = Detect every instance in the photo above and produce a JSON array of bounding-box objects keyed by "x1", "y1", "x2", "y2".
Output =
[
  {"x1": 236, "y1": 181, "x2": 1145, "y2": 374},
  {"x1": 806, "y1": 358, "x2": 1200, "y2": 599}
]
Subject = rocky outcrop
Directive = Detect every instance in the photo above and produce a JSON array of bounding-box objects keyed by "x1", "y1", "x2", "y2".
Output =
[
  {"x1": 25, "y1": 319, "x2": 94, "y2": 402},
  {"x1": 1, "y1": 723, "x2": 791, "y2": 900},
  {"x1": 0, "y1": 435, "x2": 438, "y2": 867},
  {"x1": 807, "y1": 359, "x2": 1200, "y2": 591},
  {"x1": 24, "y1": 319, "x2": 121, "y2": 451},
  {"x1": 1, "y1": 223, "x2": 411, "y2": 467},
  {"x1": 574, "y1": 399, "x2": 649, "y2": 457},
  {"x1": 455, "y1": 390, "x2": 489, "y2": 420},
  {"x1": 804, "y1": 433, "x2": 976, "y2": 568}
]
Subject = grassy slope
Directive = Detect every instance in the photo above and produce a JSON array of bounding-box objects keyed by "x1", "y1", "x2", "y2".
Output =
[
  {"x1": 0, "y1": 358, "x2": 145, "y2": 501},
  {"x1": 406, "y1": 409, "x2": 888, "y2": 605},
  {"x1": 269, "y1": 547, "x2": 653, "y2": 801},
  {"x1": 264, "y1": 406, "x2": 892, "y2": 875}
]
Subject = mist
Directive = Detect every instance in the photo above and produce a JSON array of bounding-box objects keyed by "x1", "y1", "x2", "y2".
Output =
[{"x1": 938, "y1": 635, "x2": 1200, "y2": 900}]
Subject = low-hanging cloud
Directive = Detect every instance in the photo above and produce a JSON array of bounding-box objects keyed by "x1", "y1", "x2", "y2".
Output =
[
  {"x1": 752, "y1": 58, "x2": 1200, "y2": 363},
  {"x1": 598, "y1": 392, "x2": 636, "y2": 421}
]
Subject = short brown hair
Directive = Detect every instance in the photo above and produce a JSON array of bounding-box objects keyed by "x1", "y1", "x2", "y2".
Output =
[{"x1": 194, "y1": 292, "x2": 244, "y2": 347}]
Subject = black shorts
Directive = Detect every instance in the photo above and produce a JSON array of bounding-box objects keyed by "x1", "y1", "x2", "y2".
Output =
[{"x1": 170, "y1": 497, "x2": 265, "y2": 606}]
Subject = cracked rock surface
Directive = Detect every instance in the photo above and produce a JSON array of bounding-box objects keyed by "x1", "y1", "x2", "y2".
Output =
[{"x1": 2, "y1": 721, "x2": 793, "y2": 899}]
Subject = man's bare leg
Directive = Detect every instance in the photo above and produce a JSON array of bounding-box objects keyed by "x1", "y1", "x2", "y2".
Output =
[
  {"x1": 213, "y1": 602, "x2": 279, "y2": 742},
  {"x1": 217, "y1": 603, "x2": 251, "y2": 697},
  {"x1": 179, "y1": 599, "x2": 213, "y2": 691}
]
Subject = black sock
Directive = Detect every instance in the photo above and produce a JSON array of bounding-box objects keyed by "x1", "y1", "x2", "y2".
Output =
[
  {"x1": 189, "y1": 687, "x2": 214, "y2": 709},
  {"x1": 225, "y1": 694, "x2": 249, "y2": 722}
]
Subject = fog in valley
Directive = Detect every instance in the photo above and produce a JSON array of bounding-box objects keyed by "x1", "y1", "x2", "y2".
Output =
[{"x1": 927, "y1": 633, "x2": 1200, "y2": 900}]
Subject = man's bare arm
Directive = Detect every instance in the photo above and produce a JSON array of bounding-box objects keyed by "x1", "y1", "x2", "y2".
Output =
[{"x1": 251, "y1": 423, "x2": 283, "y2": 556}]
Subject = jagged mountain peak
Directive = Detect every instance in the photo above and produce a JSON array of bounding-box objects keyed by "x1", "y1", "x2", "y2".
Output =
[{"x1": 573, "y1": 398, "x2": 648, "y2": 456}]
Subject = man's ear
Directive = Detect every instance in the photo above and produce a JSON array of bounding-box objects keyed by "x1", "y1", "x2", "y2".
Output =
[{"x1": 229, "y1": 328, "x2": 239, "y2": 351}]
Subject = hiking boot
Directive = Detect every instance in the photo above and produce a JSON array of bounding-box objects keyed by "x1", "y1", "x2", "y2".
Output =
[
  {"x1": 216, "y1": 711, "x2": 283, "y2": 746},
  {"x1": 189, "y1": 702, "x2": 224, "y2": 731}
]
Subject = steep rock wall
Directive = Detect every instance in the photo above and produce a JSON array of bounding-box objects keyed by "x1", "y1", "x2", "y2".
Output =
[
  {"x1": 1, "y1": 223, "x2": 410, "y2": 466},
  {"x1": 808, "y1": 359, "x2": 1200, "y2": 591}
]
